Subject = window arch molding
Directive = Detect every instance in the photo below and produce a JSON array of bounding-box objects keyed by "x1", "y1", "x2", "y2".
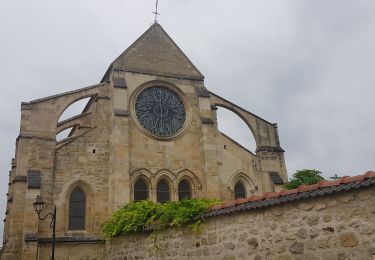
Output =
[
  {"x1": 176, "y1": 169, "x2": 201, "y2": 199},
  {"x1": 228, "y1": 172, "x2": 257, "y2": 199},
  {"x1": 130, "y1": 169, "x2": 153, "y2": 201},
  {"x1": 64, "y1": 180, "x2": 93, "y2": 232}
]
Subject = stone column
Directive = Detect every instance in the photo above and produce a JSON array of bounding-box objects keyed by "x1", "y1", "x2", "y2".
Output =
[
  {"x1": 198, "y1": 93, "x2": 220, "y2": 199},
  {"x1": 108, "y1": 73, "x2": 130, "y2": 213}
]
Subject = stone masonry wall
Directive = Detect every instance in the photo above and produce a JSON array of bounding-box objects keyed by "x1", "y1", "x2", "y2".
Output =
[{"x1": 107, "y1": 186, "x2": 375, "y2": 260}]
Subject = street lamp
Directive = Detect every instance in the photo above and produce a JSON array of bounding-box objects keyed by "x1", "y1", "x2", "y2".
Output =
[{"x1": 33, "y1": 196, "x2": 56, "y2": 260}]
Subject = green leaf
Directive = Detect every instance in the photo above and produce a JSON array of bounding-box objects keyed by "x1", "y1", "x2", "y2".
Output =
[
  {"x1": 101, "y1": 199, "x2": 219, "y2": 238},
  {"x1": 282, "y1": 169, "x2": 324, "y2": 190}
]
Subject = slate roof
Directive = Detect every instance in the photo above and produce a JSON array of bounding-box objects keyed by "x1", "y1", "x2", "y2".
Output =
[
  {"x1": 102, "y1": 23, "x2": 204, "y2": 82},
  {"x1": 204, "y1": 171, "x2": 375, "y2": 218}
]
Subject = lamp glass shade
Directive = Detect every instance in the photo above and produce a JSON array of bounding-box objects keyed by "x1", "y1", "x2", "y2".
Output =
[{"x1": 33, "y1": 196, "x2": 44, "y2": 213}]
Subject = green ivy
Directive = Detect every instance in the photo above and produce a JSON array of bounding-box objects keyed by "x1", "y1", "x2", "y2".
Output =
[{"x1": 102, "y1": 199, "x2": 219, "y2": 238}]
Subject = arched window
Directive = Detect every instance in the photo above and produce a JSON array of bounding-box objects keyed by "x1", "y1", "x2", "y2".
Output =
[
  {"x1": 157, "y1": 180, "x2": 170, "y2": 203},
  {"x1": 178, "y1": 180, "x2": 191, "y2": 201},
  {"x1": 234, "y1": 181, "x2": 246, "y2": 199},
  {"x1": 69, "y1": 188, "x2": 85, "y2": 230},
  {"x1": 134, "y1": 179, "x2": 148, "y2": 201}
]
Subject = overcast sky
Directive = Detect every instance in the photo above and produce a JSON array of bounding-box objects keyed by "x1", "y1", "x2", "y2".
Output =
[{"x1": 1, "y1": 0, "x2": 374, "y2": 237}]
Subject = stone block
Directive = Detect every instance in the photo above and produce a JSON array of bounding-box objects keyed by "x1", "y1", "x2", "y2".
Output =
[
  {"x1": 323, "y1": 215, "x2": 332, "y2": 222},
  {"x1": 289, "y1": 241, "x2": 304, "y2": 254},
  {"x1": 247, "y1": 238, "x2": 259, "y2": 249},
  {"x1": 306, "y1": 215, "x2": 319, "y2": 226},
  {"x1": 339, "y1": 232, "x2": 358, "y2": 247},
  {"x1": 224, "y1": 242, "x2": 235, "y2": 250},
  {"x1": 295, "y1": 229, "x2": 308, "y2": 239}
]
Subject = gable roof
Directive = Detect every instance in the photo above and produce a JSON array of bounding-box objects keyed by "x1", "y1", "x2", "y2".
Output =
[
  {"x1": 204, "y1": 171, "x2": 375, "y2": 218},
  {"x1": 103, "y1": 23, "x2": 204, "y2": 81}
]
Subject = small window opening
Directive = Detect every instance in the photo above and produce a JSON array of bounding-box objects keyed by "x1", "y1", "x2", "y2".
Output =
[
  {"x1": 178, "y1": 179, "x2": 191, "y2": 201},
  {"x1": 157, "y1": 179, "x2": 170, "y2": 203},
  {"x1": 234, "y1": 181, "x2": 246, "y2": 199},
  {"x1": 134, "y1": 179, "x2": 148, "y2": 201},
  {"x1": 69, "y1": 188, "x2": 86, "y2": 230}
]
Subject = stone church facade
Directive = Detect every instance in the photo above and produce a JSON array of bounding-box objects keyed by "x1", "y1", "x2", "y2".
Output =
[{"x1": 1, "y1": 23, "x2": 287, "y2": 259}]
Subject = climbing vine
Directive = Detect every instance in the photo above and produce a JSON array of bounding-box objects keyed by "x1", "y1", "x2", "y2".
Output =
[{"x1": 102, "y1": 199, "x2": 219, "y2": 238}]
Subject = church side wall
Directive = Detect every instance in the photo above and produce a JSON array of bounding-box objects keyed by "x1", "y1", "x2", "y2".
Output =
[
  {"x1": 107, "y1": 187, "x2": 375, "y2": 260},
  {"x1": 53, "y1": 122, "x2": 110, "y2": 235},
  {"x1": 216, "y1": 134, "x2": 259, "y2": 201}
]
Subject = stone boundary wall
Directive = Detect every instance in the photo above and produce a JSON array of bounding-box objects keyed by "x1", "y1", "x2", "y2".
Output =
[{"x1": 106, "y1": 186, "x2": 375, "y2": 260}]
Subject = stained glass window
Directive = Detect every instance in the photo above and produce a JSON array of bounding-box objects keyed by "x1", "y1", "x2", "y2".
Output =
[
  {"x1": 178, "y1": 180, "x2": 191, "y2": 201},
  {"x1": 135, "y1": 86, "x2": 186, "y2": 138},
  {"x1": 134, "y1": 179, "x2": 148, "y2": 201},
  {"x1": 69, "y1": 188, "x2": 85, "y2": 230},
  {"x1": 157, "y1": 179, "x2": 170, "y2": 203},
  {"x1": 234, "y1": 182, "x2": 246, "y2": 199}
]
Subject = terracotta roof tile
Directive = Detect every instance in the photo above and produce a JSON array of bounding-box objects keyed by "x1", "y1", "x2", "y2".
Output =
[
  {"x1": 320, "y1": 180, "x2": 341, "y2": 187},
  {"x1": 248, "y1": 195, "x2": 264, "y2": 202},
  {"x1": 279, "y1": 189, "x2": 297, "y2": 196},
  {"x1": 206, "y1": 171, "x2": 375, "y2": 216},
  {"x1": 339, "y1": 176, "x2": 352, "y2": 184},
  {"x1": 365, "y1": 171, "x2": 375, "y2": 178},
  {"x1": 210, "y1": 204, "x2": 224, "y2": 211},
  {"x1": 234, "y1": 198, "x2": 249, "y2": 205},
  {"x1": 263, "y1": 192, "x2": 280, "y2": 199}
]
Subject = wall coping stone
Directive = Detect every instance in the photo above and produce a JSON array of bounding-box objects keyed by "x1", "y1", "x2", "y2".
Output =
[{"x1": 206, "y1": 171, "x2": 375, "y2": 217}]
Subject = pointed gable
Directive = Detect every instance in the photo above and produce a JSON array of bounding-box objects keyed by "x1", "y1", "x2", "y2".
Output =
[{"x1": 110, "y1": 23, "x2": 204, "y2": 80}]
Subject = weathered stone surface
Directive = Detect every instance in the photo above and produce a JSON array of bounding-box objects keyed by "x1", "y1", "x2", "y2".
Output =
[
  {"x1": 296, "y1": 228, "x2": 308, "y2": 239},
  {"x1": 307, "y1": 215, "x2": 320, "y2": 226},
  {"x1": 107, "y1": 187, "x2": 375, "y2": 260},
  {"x1": 299, "y1": 202, "x2": 314, "y2": 211},
  {"x1": 247, "y1": 238, "x2": 259, "y2": 249},
  {"x1": 224, "y1": 242, "x2": 235, "y2": 250},
  {"x1": 276, "y1": 243, "x2": 287, "y2": 253},
  {"x1": 208, "y1": 233, "x2": 217, "y2": 245},
  {"x1": 323, "y1": 215, "x2": 332, "y2": 222},
  {"x1": 270, "y1": 223, "x2": 277, "y2": 230},
  {"x1": 289, "y1": 241, "x2": 304, "y2": 254},
  {"x1": 339, "y1": 232, "x2": 358, "y2": 247},
  {"x1": 358, "y1": 189, "x2": 372, "y2": 200},
  {"x1": 315, "y1": 203, "x2": 327, "y2": 211}
]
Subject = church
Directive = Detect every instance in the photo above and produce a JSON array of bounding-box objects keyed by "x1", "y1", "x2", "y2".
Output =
[{"x1": 1, "y1": 23, "x2": 287, "y2": 259}]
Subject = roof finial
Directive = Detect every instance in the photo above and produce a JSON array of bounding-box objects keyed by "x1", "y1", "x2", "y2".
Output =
[{"x1": 153, "y1": 0, "x2": 160, "y2": 23}]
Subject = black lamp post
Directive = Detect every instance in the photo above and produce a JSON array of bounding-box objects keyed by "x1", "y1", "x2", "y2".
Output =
[{"x1": 33, "y1": 196, "x2": 56, "y2": 260}]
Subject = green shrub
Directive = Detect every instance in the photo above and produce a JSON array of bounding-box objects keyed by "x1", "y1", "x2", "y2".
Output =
[
  {"x1": 283, "y1": 169, "x2": 324, "y2": 190},
  {"x1": 102, "y1": 199, "x2": 219, "y2": 238}
]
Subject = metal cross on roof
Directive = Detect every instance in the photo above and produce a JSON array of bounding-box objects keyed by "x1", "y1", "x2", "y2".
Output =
[{"x1": 153, "y1": 0, "x2": 160, "y2": 23}]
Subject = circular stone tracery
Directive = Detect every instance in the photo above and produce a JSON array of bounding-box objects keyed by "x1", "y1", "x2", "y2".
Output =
[{"x1": 135, "y1": 86, "x2": 186, "y2": 138}]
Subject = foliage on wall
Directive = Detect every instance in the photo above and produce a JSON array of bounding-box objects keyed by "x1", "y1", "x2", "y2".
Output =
[{"x1": 102, "y1": 199, "x2": 219, "y2": 238}]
